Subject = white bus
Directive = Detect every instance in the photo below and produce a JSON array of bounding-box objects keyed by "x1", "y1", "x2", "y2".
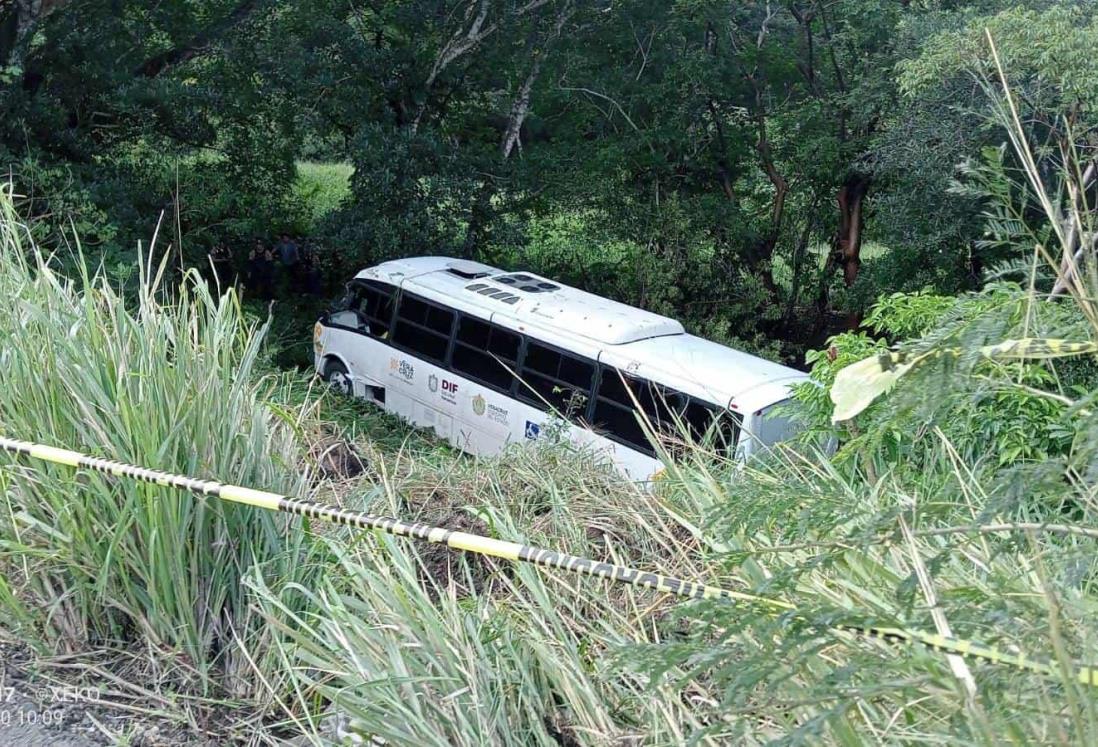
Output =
[{"x1": 313, "y1": 257, "x2": 809, "y2": 480}]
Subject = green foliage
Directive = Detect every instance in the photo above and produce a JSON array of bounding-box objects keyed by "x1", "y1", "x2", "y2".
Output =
[
  {"x1": 323, "y1": 124, "x2": 481, "y2": 262},
  {"x1": 792, "y1": 288, "x2": 954, "y2": 445},
  {"x1": 796, "y1": 331, "x2": 887, "y2": 441},
  {"x1": 899, "y1": 3, "x2": 1098, "y2": 115},
  {"x1": 633, "y1": 442, "x2": 1098, "y2": 744},
  {"x1": 798, "y1": 283, "x2": 1094, "y2": 475},
  {"x1": 1, "y1": 0, "x2": 311, "y2": 271},
  {"x1": 863, "y1": 289, "x2": 957, "y2": 338},
  {"x1": 6, "y1": 0, "x2": 1067, "y2": 349}
]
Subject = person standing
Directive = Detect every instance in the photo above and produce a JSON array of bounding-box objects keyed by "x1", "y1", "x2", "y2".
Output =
[
  {"x1": 276, "y1": 234, "x2": 300, "y2": 294},
  {"x1": 262, "y1": 245, "x2": 278, "y2": 297},
  {"x1": 302, "y1": 250, "x2": 323, "y2": 296},
  {"x1": 247, "y1": 240, "x2": 273, "y2": 298},
  {"x1": 276, "y1": 234, "x2": 300, "y2": 267}
]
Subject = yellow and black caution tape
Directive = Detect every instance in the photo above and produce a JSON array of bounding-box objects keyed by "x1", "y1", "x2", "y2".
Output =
[
  {"x1": 0, "y1": 434, "x2": 1095, "y2": 688},
  {"x1": 831, "y1": 337, "x2": 1098, "y2": 422}
]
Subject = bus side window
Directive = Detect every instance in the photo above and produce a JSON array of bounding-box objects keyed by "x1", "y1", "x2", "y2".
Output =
[
  {"x1": 648, "y1": 386, "x2": 690, "y2": 456},
  {"x1": 753, "y1": 402, "x2": 796, "y2": 447},
  {"x1": 681, "y1": 399, "x2": 741, "y2": 456},
  {"x1": 590, "y1": 367, "x2": 653, "y2": 455},
  {"x1": 328, "y1": 285, "x2": 362, "y2": 329},
  {"x1": 355, "y1": 281, "x2": 395, "y2": 337},
  {"x1": 391, "y1": 293, "x2": 454, "y2": 365},
  {"x1": 589, "y1": 370, "x2": 740, "y2": 459},
  {"x1": 517, "y1": 341, "x2": 594, "y2": 420},
  {"x1": 452, "y1": 315, "x2": 521, "y2": 392}
]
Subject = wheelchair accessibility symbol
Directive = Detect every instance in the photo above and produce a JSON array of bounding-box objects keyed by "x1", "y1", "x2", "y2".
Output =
[{"x1": 524, "y1": 421, "x2": 541, "y2": 440}]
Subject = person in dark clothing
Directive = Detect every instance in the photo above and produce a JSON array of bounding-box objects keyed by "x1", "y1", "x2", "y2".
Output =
[
  {"x1": 276, "y1": 234, "x2": 300, "y2": 267},
  {"x1": 302, "y1": 251, "x2": 323, "y2": 296},
  {"x1": 245, "y1": 244, "x2": 260, "y2": 291},
  {"x1": 274, "y1": 234, "x2": 300, "y2": 295},
  {"x1": 263, "y1": 245, "x2": 278, "y2": 296},
  {"x1": 247, "y1": 240, "x2": 274, "y2": 298}
]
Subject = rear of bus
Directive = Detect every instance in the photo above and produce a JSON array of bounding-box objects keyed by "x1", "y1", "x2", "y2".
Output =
[
  {"x1": 609, "y1": 334, "x2": 811, "y2": 464},
  {"x1": 734, "y1": 378, "x2": 812, "y2": 459}
]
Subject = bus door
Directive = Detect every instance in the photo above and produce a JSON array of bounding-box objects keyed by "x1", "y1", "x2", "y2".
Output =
[
  {"x1": 384, "y1": 285, "x2": 459, "y2": 443},
  {"x1": 322, "y1": 280, "x2": 395, "y2": 399}
]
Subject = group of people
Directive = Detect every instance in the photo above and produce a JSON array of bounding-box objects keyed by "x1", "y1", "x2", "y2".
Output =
[{"x1": 207, "y1": 234, "x2": 324, "y2": 298}]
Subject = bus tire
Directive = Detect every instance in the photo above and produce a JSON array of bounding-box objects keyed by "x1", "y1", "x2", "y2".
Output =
[{"x1": 323, "y1": 359, "x2": 353, "y2": 396}]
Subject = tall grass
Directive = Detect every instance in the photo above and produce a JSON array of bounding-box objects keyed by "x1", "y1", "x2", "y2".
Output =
[
  {"x1": 0, "y1": 182, "x2": 320, "y2": 715},
  {"x1": 241, "y1": 412, "x2": 1097, "y2": 744},
  {"x1": 292, "y1": 161, "x2": 354, "y2": 234},
  {"x1": 251, "y1": 437, "x2": 734, "y2": 744}
]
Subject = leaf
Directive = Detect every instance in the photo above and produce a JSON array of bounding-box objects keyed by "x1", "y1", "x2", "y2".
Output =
[
  {"x1": 830, "y1": 339, "x2": 1097, "y2": 422},
  {"x1": 830, "y1": 351, "x2": 928, "y2": 423}
]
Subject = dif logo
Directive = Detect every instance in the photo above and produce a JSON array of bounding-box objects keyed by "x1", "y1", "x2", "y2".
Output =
[{"x1": 440, "y1": 377, "x2": 459, "y2": 404}]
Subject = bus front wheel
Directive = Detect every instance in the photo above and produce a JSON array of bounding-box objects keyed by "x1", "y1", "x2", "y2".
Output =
[{"x1": 324, "y1": 360, "x2": 353, "y2": 396}]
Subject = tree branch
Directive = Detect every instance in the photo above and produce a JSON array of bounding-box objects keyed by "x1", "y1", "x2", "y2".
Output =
[
  {"x1": 501, "y1": 0, "x2": 572, "y2": 158},
  {"x1": 132, "y1": 0, "x2": 265, "y2": 79},
  {"x1": 559, "y1": 85, "x2": 643, "y2": 137},
  {"x1": 1050, "y1": 160, "x2": 1097, "y2": 297},
  {"x1": 412, "y1": 0, "x2": 558, "y2": 133}
]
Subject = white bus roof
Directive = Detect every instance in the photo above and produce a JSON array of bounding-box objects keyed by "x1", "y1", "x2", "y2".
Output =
[
  {"x1": 357, "y1": 256, "x2": 685, "y2": 345},
  {"x1": 598, "y1": 333, "x2": 808, "y2": 411},
  {"x1": 354, "y1": 256, "x2": 808, "y2": 407}
]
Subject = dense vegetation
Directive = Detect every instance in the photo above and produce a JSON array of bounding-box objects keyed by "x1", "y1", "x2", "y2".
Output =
[
  {"x1": 6, "y1": 0, "x2": 1093, "y2": 355},
  {"x1": 2, "y1": 1, "x2": 1098, "y2": 745}
]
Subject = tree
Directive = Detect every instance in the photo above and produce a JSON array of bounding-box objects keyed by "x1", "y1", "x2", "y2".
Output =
[
  {"x1": 899, "y1": 2, "x2": 1098, "y2": 297},
  {"x1": 3, "y1": 0, "x2": 1051, "y2": 353},
  {"x1": 0, "y1": 0, "x2": 300, "y2": 255}
]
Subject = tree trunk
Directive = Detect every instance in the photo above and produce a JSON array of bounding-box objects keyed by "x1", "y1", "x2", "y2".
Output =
[
  {"x1": 736, "y1": 103, "x2": 786, "y2": 299},
  {"x1": 813, "y1": 173, "x2": 869, "y2": 338},
  {"x1": 3, "y1": 0, "x2": 64, "y2": 69},
  {"x1": 782, "y1": 207, "x2": 817, "y2": 333},
  {"x1": 834, "y1": 173, "x2": 868, "y2": 288},
  {"x1": 754, "y1": 106, "x2": 787, "y2": 263},
  {"x1": 500, "y1": 1, "x2": 571, "y2": 158},
  {"x1": 500, "y1": 53, "x2": 540, "y2": 158},
  {"x1": 411, "y1": 0, "x2": 492, "y2": 134}
]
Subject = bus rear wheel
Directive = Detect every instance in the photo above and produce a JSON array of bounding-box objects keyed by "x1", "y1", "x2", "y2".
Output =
[{"x1": 324, "y1": 360, "x2": 353, "y2": 396}]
